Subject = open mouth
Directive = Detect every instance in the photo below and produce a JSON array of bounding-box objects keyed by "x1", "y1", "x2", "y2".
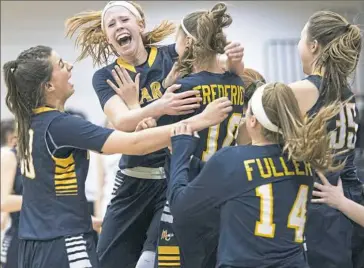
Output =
[{"x1": 117, "y1": 34, "x2": 132, "y2": 47}]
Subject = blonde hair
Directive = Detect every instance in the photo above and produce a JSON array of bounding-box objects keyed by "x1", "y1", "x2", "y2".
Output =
[
  {"x1": 65, "y1": 1, "x2": 176, "y2": 66},
  {"x1": 175, "y1": 2, "x2": 232, "y2": 77},
  {"x1": 252, "y1": 82, "x2": 342, "y2": 172},
  {"x1": 307, "y1": 11, "x2": 362, "y2": 105}
]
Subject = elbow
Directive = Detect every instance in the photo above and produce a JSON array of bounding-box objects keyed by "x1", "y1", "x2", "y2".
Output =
[{"x1": 112, "y1": 116, "x2": 136, "y2": 132}]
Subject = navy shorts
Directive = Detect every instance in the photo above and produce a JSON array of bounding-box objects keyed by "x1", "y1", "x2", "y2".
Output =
[
  {"x1": 18, "y1": 232, "x2": 98, "y2": 268},
  {"x1": 97, "y1": 171, "x2": 166, "y2": 268},
  {"x1": 1, "y1": 228, "x2": 19, "y2": 268}
]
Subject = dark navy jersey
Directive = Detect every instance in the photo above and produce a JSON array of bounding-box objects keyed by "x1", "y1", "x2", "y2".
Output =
[
  {"x1": 19, "y1": 107, "x2": 113, "y2": 240},
  {"x1": 8, "y1": 148, "x2": 23, "y2": 230},
  {"x1": 92, "y1": 44, "x2": 178, "y2": 170},
  {"x1": 171, "y1": 71, "x2": 245, "y2": 161},
  {"x1": 305, "y1": 75, "x2": 359, "y2": 183},
  {"x1": 168, "y1": 136, "x2": 313, "y2": 268}
]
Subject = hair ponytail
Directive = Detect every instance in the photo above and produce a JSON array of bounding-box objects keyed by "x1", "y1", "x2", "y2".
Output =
[
  {"x1": 3, "y1": 45, "x2": 52, "y2": 169},
  {"x1": 308, "y1": 11, "x2": 362, "y2": 105},
  {"x1": 176, "y1": 2, "x2": 232, "y2": 77},
  {"x1": 257, "y1": 83, "x2": 342, "y2": 172}
]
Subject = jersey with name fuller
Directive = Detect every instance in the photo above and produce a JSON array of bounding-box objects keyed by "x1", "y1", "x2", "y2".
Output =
[
  {"x1": 19, "y1": 108, "x2": 113, "y2": 240},
  {"x1": 174, "y1": 71, "x2": 245, "y2": 161},
  {"x1": 305, "y1": 75, "x2": 359, "y2": 183},
  {"x1": 93, "y1": 45, "x2": 178, "y2": 170},
  {"x1": 169, "y1": 139, "x2": 314, "y2": 268}
]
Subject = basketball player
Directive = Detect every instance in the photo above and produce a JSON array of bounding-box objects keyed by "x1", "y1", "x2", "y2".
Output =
[
  {"x1": 65, "y1": 1, "x2": 244, "y2": 267},
  {"x1": 2, "y1": 45, "x2": 232, "y2": 268},
  {"x1": 1, "y1": 119, "x2": 21, "y2": 268},
  {"x1": 287, "y1": 11, "x2": 363, "y2": 268},
  {"x1": 153, "y1": 3, "x2": 245, "y2": 267},
  {"x1": 166, "y1": 82, "x2": 341, "y2": 267}
]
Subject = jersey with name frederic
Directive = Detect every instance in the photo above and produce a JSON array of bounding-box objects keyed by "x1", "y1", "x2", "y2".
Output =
[
  {"x1": 19, "y1": 107, "x2": 113, "y2": 240},
  {"x1": 93, "y1": 45, "x2": 178, "y2": 170},
  {"x1": 168, "y1": 137, "x2": 314, "y2": 267},
  {"x1": 305, "y1": 75, "x2": 359, "y2": 184}
]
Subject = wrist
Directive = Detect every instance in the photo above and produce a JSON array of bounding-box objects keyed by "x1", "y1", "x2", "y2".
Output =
[
  {"x1": 128, "y1": 103, "x2": 141, "y2": 110},
  {"x1": 336, "y1": 195, "x2": 350, "y2": 211},
  {"x1": 150, "y1": 99, "x2": 165, "y2": 117}
]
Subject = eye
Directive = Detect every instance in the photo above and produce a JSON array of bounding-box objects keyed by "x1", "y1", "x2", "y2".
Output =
[
  {"x1": 122, "y1": 18, "x2": 129, "y2": 23},
  {"x1": 108, "y1": 23, "x2": 115, "y2": 27}
]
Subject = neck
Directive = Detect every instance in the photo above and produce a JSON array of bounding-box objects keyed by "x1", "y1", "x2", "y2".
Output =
[
  {"x1": 251, "y1": 136, "x2": 274, "y2": 146},
  {"x1": 193, "y1": 55, "x2": 224, "y2": 74},
  {"x1": 119, "y1": 43, "x2": 148, "y2": 66},
  {"x1": 45, "y1": 97, "x2": 65, "y2": 112}
]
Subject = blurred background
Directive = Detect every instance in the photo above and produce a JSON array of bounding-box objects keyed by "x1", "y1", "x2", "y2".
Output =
[{"x1": 1, "y1": 1, "x2": 363, "y2": 124}]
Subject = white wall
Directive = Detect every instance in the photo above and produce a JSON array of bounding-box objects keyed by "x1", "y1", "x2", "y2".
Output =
[{"x1": 2, "y1": 1, "x2": 363, "y2": 124}]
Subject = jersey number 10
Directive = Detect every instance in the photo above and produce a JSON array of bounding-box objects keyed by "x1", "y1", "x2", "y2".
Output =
[{"x1": 202, "y1": 113, "x2": 243, "y2": 161}]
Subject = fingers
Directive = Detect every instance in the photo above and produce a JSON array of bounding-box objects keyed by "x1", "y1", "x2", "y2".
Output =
[
  {"x1": 224, "y1": 41, "x2": 239, "y2": 51},
  {"x1": 106, "y1": 79, "x2": 120, "y2": 94},
  {"x1": 317, "y1": 171, "x2": 330, "y2": 186},
  {"x1": 112, "y1": 68, "x2": 124, "y2": 86},
  {"x1": 120, "y1": 66, "x2": 133, "y2": 84},
  {"x1": 337, "y1": 178, "x2": 343, "y2": 189},
  {"x1": 135, "y1": 73, "x2": 141, "y2": 89},
  {"x1": 175, "y1": 90, "x2": 201, "y2": 99},
  {"x1": 311, "y1": 198, "x2": 325, "y2": 204},
  {"x1": 145, "y1": 118, "x2": 157, "y2": 128},
  {"x1": 175, "y1": 123, "x2": 192, "y2": 136},
  {"x1": 312, "y1": 190, "x2": 326, "y2": 198},
  {"x1": 313, "y1": 182, "x2": 325, "y2": 191},
  {"x1": 166, "y1": 84, "x2": 182, "y2": 93}
]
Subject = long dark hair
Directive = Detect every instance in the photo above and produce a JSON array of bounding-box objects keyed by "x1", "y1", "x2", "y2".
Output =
[{"x1": 3, "y1": 45, "x2": 53, "y2": 167}]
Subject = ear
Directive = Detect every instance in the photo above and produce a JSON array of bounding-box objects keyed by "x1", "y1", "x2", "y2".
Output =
[
  {"x1": 249, "y1": 115, "x2": 258, "y2": 128},
  {"x1": 138, "y1": 19, "x2": 145, "y2": 33},
  {"x1": 185, "y1": 37, "x2": 193, "y2": 47},
  {"x1": 44, "y1": 82, "x2": 56, "y2": 93},
  {"x1": 310, "y1": 39, "x2": 319, "y2": 54}
]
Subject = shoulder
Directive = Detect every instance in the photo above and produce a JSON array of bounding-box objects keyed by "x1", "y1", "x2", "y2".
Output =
[
  {"x1": 1, "y1": 147, "x2": 17, "y2": 164},
  {"x1": 155, "y1": 43, "x2": 177, "y2": 58},
  {"x1": 93, "y1": 62, "x2": 116, "y2": 81}
]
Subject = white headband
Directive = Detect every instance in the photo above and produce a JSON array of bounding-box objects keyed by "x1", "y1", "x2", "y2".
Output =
[
  {"x1": 250, "y1": 84, "x2": 281, "y2": 133},
  {"x1": 101, "y1": 1, "x2": 142, "y2": 32},
  {"x1": 180, "y1": 17, "x2": 196, "y2": 41}
]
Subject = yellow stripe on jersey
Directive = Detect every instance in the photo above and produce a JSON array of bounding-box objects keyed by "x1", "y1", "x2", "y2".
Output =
[
  {"x1": 55, "y1": 172, "x2": 77, "y2": 179},
  {"x1": 32, "y1": 106, "x2": 57, "y2": 114},
  {"x1": 54, "y1": 179, "x2": 77, "y2": 185},
  {"x1": 55, "y1": 164, "x2": 75, "y2": 174},
  {"x1": 117, "y1": 57, "x2": 136, "y2": 72},
  {"x1": 148, "y1": 47, "x2": 158, "y2": 67},
  {"x1": 53, "y1": 154, "x2": 75, "y2": 167},
  {"x1": 55, "y1": 185, "x2": 77, "y2": 190},
  {"x1": 53, "y1": 154, "x2": 78, "y2": 196}
]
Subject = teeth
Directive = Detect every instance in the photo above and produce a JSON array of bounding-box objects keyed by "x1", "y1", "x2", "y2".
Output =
[{"x1": 117, "y1": 34, "x2": 130, "y2": 40}]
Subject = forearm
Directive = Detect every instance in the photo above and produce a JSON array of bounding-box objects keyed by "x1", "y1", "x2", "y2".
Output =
[
  {"x1": 338, "y1": 197, "x2": 364, "y2": 227},
  {"x1": 113, "y1": 101, "x2": 164, "y2": 132},
  {"x1": 1, "y1": 195, "x2": 22, "y2": 213}
]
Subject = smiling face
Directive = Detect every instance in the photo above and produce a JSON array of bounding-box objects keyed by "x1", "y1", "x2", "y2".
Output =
[
  {"x1": 46, "y1": 51, "x2": 74, "y2": 102},
  {"x1": 103, "y1": 6, "x2": 145, "y2": 58}
]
